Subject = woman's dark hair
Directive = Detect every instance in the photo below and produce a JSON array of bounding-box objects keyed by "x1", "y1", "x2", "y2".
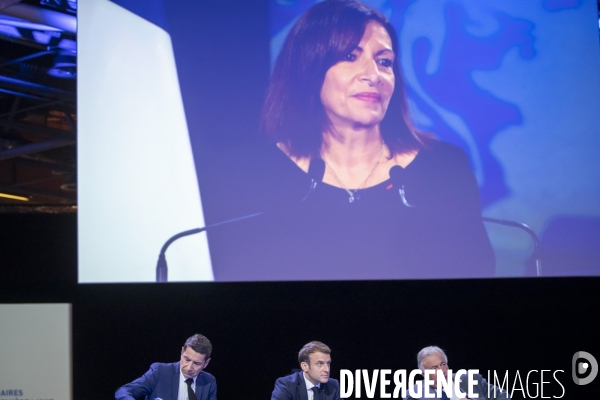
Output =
[{"x1": 261, "y1": 0, "x2": 428, "y2": 159}]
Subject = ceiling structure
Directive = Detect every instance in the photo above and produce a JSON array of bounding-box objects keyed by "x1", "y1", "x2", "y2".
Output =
[
  {"x1": 1, "y1": 0, "x2": 599, "y2": 212},
  {"x1": 0, "y1": 0, "x2": 76, "y2": 212}
]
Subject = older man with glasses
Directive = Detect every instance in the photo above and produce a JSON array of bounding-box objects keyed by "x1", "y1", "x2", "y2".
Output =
[{"x1": 405, "y1": 346, "x2": 510, "y2": 400}]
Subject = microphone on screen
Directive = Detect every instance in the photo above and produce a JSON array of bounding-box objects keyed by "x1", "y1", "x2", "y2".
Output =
[
  {"x1": 389, "y1": 165, "x2": 414, "y2": 207},
  {"x1": 303, "y1": 157, "x2": 325, "y2": 201},
  {"x1": 157, "y1": 158, "x2": 326, "y2": 282}
]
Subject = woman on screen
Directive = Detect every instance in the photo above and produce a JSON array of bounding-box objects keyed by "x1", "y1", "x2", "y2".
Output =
[{"x1": 212, "y1": 0, "x2": 494, "y2": 280}]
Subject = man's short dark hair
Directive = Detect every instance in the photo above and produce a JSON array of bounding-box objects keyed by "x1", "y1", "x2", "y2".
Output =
[
  {"x1": 183, "y1": 334, "x2": 212, "y2": 358},
  {"x1": 298, "y1": 341, "x2": 331, "y2": 365}
]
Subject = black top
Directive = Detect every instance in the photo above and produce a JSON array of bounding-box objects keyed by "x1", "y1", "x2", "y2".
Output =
[{"x1": 205, "y1": 140, "x2": 495, "y2": 281}]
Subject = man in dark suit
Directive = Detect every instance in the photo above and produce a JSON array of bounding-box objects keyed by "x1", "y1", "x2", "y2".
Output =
[
  {"x1": 115, "y1": 334, "x2": 216, "y2": 400},
  {"x1": 405, "y1": 346, "x2": 510, "y2": 400},
  {"x1": 271, "y1": 341, "x2": 340, "y2": 400}
]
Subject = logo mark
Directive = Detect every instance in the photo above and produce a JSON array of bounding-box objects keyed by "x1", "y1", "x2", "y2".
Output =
[{"x1": 572, "y1": 351, "x2": 598, "y2": 385}]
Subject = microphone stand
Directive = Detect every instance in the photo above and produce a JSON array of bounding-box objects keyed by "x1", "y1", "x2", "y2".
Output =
[
  {"x1": 481, "y1": 217, "x2": 542, "y2": 277},
  {"x1": 389, "y1": 165, "x2": 543, "y2": 276},
  {"x1": 156, "y1": 212, "x2": 264, "y2": 282},
  {"x1": 156, "y1": 162, "x2": 542, "y2": 281},
  {"x1": 156, "y1": 159, "x2": 325, "y2": 282}
]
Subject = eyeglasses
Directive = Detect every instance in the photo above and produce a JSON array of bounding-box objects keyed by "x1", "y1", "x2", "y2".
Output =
[{"x1": 427, "y1": 362, "x2": 448, "y2": 370}]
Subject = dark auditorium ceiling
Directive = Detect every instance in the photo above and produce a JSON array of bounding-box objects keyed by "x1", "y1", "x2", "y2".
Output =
[{"x1": 0, "y1": 0, "x2": 76, "y2": 212}]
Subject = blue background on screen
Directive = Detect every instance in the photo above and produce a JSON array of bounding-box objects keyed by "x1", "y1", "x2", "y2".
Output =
[{"x1": 268, "y1": 0, "x2": 600, "y2": 276}]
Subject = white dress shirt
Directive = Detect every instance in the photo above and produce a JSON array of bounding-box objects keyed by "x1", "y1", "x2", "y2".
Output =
[
  {"x1": 303, "y1": 373, "x2": 321, "y2": 400},
  {"x1": 178, "y1": 370, "x2": 197, "y2": 400}
]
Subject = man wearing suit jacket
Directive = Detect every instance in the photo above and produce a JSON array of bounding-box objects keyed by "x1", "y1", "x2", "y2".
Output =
[
  {"x1": 115, "y1": 334, "x2": 216, "y2": 400},
  {"x1": 271, "y1": 341, "x2": 340, "y2": 400},
  {"x1": 405, "y1": 346, "x2": 510, "y2": 400}
]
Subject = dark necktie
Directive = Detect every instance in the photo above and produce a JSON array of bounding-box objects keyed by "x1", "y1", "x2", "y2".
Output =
[
  {"x1": 440, "y1": 390, "x2": 449, "y2": 400},
  {"x1": 185, "y1": 378, "x2": 197, "y2": 400},
  {"x1": 311, "y1": 386, "x2": 320, "y2": 400}
]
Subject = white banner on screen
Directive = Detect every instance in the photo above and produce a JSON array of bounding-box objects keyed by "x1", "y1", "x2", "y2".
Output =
[
  {"x1": 78, "y1": 0, "x2": 213, "y2": 282},
  {"x1": 0, "y1": 304, "x2": 72, "y2": 400}
]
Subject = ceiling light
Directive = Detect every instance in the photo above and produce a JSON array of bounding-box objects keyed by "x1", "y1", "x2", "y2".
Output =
[
  {"x1": 47, "y1": 50, "x2": 76, "y2": 78},
  {"x1": 0, "y1": 192, "x2": 30, "y2": 201}
]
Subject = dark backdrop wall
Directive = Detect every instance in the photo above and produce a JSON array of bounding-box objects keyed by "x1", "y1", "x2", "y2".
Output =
[
  {"x1": 1, "y1": 213, "x2": 599, "y2": 399},
  {"x1": 2, "y1": 1, "x2": 599, "y2": 398}
]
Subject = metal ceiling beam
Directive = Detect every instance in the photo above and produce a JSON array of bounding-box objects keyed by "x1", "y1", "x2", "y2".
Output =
[
  {"x1": 14, "y1": 156, "x2": 75, "y2": 173},
  {"x1": 0, "y1": 1, "x2": 22, "y2": 11},
  {"x1": 0, "y1": 74, "x2": 75, "y2": 101},
  {"x1": 0, "y1": 119, "x2": 75, "y2": 140},
  {"x1": 0, "y1": 137, "x2": 74, "y2": 161},
  {"x1": 0, "y1": 86, "x2": 48, "y2": 100},
  {"x1": 0, "y1": 49, "x2": 59, "y2": 68},
  {"x1": 0, "y1": 2, "x2": 76, "y2": 33},
  {"x1": 0, "y1": 33, "x2": 48, "y2": 50},
  {"x1": 0, "y1": 99, "x2": 68, "y2": 119},
  {"x1": 0, "y1": 184, "x2": 75, "y2": 201}
]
